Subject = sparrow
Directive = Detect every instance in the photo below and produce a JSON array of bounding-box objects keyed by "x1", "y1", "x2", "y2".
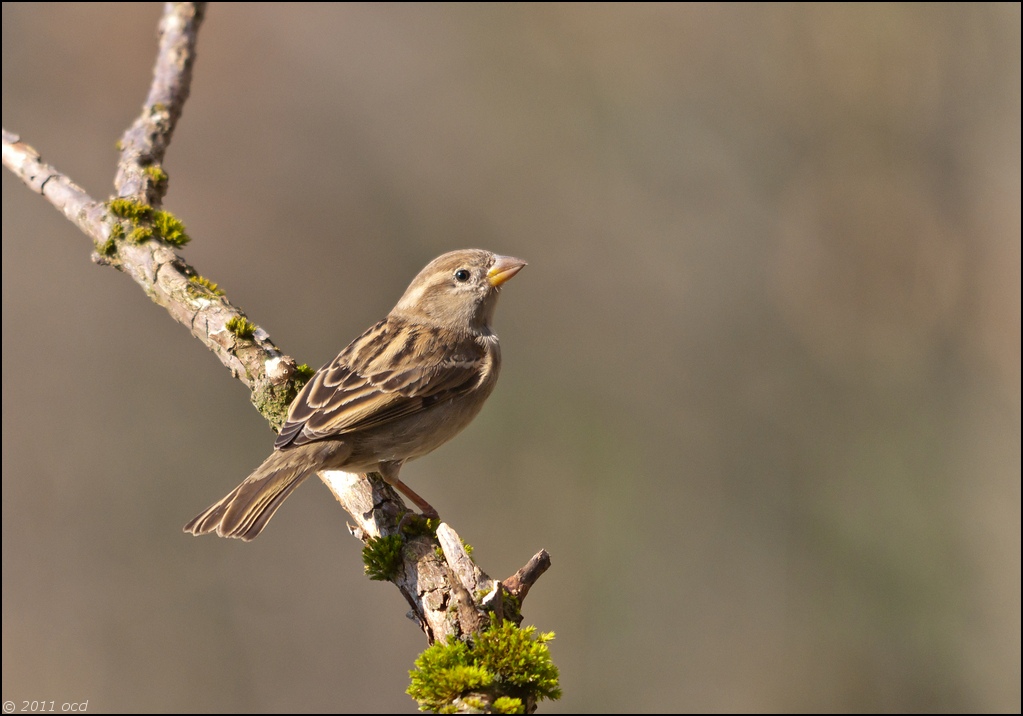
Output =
[{"x1": 184, "y1": 249, "x2": 525, "y2": 541}]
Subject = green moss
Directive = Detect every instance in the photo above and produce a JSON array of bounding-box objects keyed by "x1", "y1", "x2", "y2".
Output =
[
  {"x1": 401, "y1": 514, "x2": 440, "y2": 539},
  {"x1": 473, "y1": 587, "x2": 520, "y2": 623},
  {"x1": 255, "y1": 363, "x2": 321, "y2": 429},
  {"x1": 98, "y1": 217, "x2": 127, "y2": 256},
  {"x1": 488, "y1": 590, "x2": 522, "y2": 624},
  {"x1": 460, "y1": 695, "x2": 487, "y2": 712},
  {"x1": 108, "y1": 197, "x2": 152, "y2": 222},
  {"x1": 105, "y1": 198, "x2": 190, "y2": 248},
  {"x1": 95, "y1": 237, "x2": 117, "y2": 257},
  {"x1": 226, "y1": 316, "x2": 256, "y2": 340},
  {"x1": 362, "y1": 534, "x2": 405, "y2": 582},
  {"x1": 143, "y1": 164, "x2": 168, "y2": 187},
  {"x1": 501, "y1": 592, "x2": 522, "y2": 624},
  {"x1": 188, "y1": 275, "x2": 224, "y2": 297},
  {"x1": 474, "y1": 621, "x2": 560, "y2": 700},
  {"x1": 152, "y1": 209, "x2": 190, "y2": 247},
  {"x1": 128, "y1": 226, "x2": 153, "y2": 243},
  {"x1": 409, "y1": 639, "x2": 492, "y2": 710},
  {"x1": 250, "y1": 382, "x2": 294, "y2": 433},
  {"x1": 492, "y1": 696, "x2": 525, "y2": 714},
  {"x1": 294, "y1": 363, "x2": 315, "y2": 382},
  {"x1": 407, "y1": 621, "x2": 561, "y2": 712}
]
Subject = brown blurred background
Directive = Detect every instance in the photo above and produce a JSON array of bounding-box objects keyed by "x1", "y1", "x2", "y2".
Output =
[{"x1": 3, "y1": 3, "x2": 1019, "y2": 713}]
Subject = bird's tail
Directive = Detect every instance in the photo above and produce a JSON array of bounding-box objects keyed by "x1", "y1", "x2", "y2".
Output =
[{"x1": 183, "y1": 447, "x2": 319, "y2": 541}]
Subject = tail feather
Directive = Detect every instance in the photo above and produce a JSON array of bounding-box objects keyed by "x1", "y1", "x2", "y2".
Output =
[{"x1": 184, "y1": 448, "x2": 317, "y2": 541}]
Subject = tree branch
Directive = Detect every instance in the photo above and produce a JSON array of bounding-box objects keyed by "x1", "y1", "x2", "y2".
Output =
[
  {"x1": 115, "y1": 1, "x2": 205, "y2": 205},
  {"x1": 2, "y1": 2, "x2": 298, "y2": 428},
  {"x1": 2, "y1": 127, "x2": 301, "y2": 428},
  {"x1": 3, "y1": 3, "x2": 554, "y2": 709}
]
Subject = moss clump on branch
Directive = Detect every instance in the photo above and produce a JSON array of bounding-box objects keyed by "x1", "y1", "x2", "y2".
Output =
[
  {"x1": 143, "y1": 163, "x2": 168, "y2": 187},
  {"x1": 109, "y1": 197, "x2": 152, "y2": 222},
  {"x1": 128, "y1": 226, "x2": 153, "y2": 243},
  {"x1": 95, "y1": 228, "x2": 119, "y2": 256},
  {"x1": 401, "y1": 514, "x2": 440, "y2": 540},
  {"x1": 188, "y1": 274, "x2": 224, "y2": 297},
  {"x1": 362, "y1": 534, "x2": 405, "y2": 582},
  {"x1": 407, "y1": 620, "x2": 561, "y2": 712},
  {"x1": 408, "y1": 638, "x2": 491, "y2": 712},
  {"x1": 363, "y1": 519, "x2": 443, "y2": 582},
  {"x1": 250, "y1": 381, "x2": 296, "y2": 433},
  {"x1": 152, "y1": 208, "x2": 189, "y2": 246},
  {"x1": 106, "y1": 197, "x2": 191, "y2": 248},
  {"x1": 250, "y1": 361, "x2": 320, "y2": 431},
  {"x1": 225, "y1": 316, "x2": 256, "y2": 340},
  {"x1": 293, "y1": 363, "x2": 315, "y2": 383},
  {"x1": 491, "y1": 696, "x2": 526, "y2": 714}
]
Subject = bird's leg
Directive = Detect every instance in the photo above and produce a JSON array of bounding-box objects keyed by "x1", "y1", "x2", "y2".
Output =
[{"x1": 377, "y1": 462, "x2": 440, "y2": 521}]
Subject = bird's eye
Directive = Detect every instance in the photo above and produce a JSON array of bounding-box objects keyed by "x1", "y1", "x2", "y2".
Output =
[{"x1": 454, "y1": 269, "x2": 471, "y2": 282}]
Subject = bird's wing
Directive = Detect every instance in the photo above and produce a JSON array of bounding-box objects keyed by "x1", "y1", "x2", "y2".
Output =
[{"x1": 275, "y1": 319, "x2": 486, "y2": 449}]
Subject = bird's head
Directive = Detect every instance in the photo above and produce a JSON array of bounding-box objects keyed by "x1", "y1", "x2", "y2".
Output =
[{"x1": 391, "y1": 249, "x2": 526, "y2": 333}]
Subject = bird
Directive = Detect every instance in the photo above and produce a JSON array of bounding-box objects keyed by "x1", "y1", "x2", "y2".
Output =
[{"x1": 184, "y1": 249, "x2": 525, "y2": 541}]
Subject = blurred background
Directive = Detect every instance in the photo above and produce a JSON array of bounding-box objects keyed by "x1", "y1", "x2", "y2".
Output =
[{"x1": 3, "y1": 3, "x2": 1019, "y2": 713}]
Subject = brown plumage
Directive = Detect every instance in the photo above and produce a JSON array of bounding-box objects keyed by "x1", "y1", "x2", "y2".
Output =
[{"x1": 184, "y1": 249, "x2": 525, "y2": 540}]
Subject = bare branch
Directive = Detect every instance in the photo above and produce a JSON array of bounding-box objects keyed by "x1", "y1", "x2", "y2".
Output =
[
  {"x1": 2, "y1": 129, "x2": 107, "y2": 237},
  {"x1": 438, "y1": 522, "x2": 489, "y2": 597},
  {"x1": 503, "y1": 550, "x2": 553, "y2": 603},
  {"x1": 115, "y1": 1, "x2": 207, "y2": 205}
]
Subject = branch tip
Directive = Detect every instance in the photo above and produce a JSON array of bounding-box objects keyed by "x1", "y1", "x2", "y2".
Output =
[{"x1": 502, "y1": 549, "x2": 552, "y2": 603}]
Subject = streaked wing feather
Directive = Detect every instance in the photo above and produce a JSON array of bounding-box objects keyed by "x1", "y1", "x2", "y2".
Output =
[{"x1": 275, "y1": 319, "x2": 484, "y2": 449}]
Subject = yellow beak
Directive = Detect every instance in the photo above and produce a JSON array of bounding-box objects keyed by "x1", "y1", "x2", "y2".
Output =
[{"x1": 487, "y1": 255, "x2": 527, "y2": 287}]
